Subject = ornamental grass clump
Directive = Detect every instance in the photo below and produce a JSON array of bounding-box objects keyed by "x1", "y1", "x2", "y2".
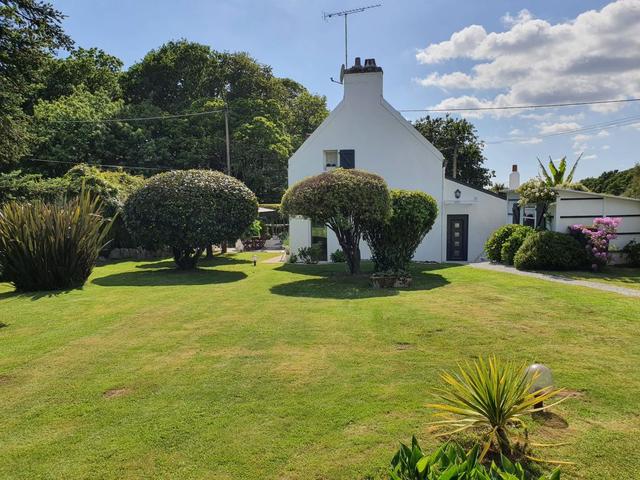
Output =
[
  {"x1": 428, "y1": 356, "x2": 566, "y2": 461},
  {"x1": 0, "y1": 189, "x2": 114, "y2": 291}
]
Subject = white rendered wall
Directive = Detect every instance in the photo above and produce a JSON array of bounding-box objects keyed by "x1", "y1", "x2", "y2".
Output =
[
  {"x1": 288, "y1": 70, "x2": 446, "y2": 262},
  {"x1": 554, "y1": 191, "x2": 640, "y2": 249},
  {"x1": 443, "y1": 180, "x2": 507, "y2": 262}
]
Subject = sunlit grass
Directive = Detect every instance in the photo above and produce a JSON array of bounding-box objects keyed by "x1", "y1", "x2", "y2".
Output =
[{"x1": 1, "y1": 253, "x2": 638, "y2": 479}]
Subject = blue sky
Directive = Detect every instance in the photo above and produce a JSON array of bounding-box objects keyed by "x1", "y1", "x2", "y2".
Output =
[{"x1": 52, "y1": 0, "x2": 640, "y2": 184}]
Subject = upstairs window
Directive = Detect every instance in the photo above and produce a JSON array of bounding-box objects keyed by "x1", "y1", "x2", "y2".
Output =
[{"x1": 324, "y1": 149, "x2": 355, "y2": 170}]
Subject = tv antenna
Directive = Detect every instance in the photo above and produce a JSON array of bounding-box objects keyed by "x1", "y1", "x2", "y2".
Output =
[{"x1": 323, "y1": 4, "x2": 381, "y2": 82}]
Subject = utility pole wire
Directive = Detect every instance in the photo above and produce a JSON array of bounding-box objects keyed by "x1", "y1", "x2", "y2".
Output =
[
  {"x1": 38, "y1": 108, "x2": 228, "y2": 124},
  {"x1": 399, "y1": 97, "x2": 640, "y2": 113}
]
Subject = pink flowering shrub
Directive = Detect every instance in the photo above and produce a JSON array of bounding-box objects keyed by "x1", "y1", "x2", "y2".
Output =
[{"x1": 568, "y1": 217, "x2": 622, "y2": 271}]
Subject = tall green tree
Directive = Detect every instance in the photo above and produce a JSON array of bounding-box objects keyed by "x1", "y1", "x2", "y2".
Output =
[
  {"x1": 413, "y1": 115, "x2": 494, "y2": 188},
  {"x1": 0, "y1": 0, "x2": 72, "y2": 169}
]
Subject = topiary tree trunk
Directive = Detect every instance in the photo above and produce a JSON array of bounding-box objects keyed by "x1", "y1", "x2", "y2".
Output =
[
  {"x1": 331, "y1": 222, "x2": 362, "y2": 274},
  {"x1": 173, "y1": 247, "x2": 203, "y2": 270}
]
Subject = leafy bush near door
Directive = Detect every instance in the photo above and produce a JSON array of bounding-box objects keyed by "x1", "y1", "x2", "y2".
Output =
[
  {"x1": 485, "y1": 224, "x2": 526, "y2": 262},
  {"x1": 0, "y1": 189, "x2": 114, "y2": 291},
  {"x1": 330, "y1": 249, "x2": 346, "y2": 263},
  {"x1": 623, "y1": 241, "x2": 640, "y2": 266},
  {"x1": 500, "y1": 226, "x2": 535, "y2": 265},
  {"x1": 514, "y1": 231, "x2": 587, "y2": 271},
  {"x1": 364, "y1": 189, "x2": 438, "y2": 273}
]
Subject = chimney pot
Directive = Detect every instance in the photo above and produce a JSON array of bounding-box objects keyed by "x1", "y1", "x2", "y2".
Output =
[
  {"x1": 512, "y1": 164, "x2": 518, "y2": 172},
  {"x1": 354, "y1": 57, "x2": 361, "y2": 67}
]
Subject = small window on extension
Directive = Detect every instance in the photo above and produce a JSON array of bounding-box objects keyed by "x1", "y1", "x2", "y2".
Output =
[{"x1": 324, "y1": 150, "x2": 338, "y2": 170}]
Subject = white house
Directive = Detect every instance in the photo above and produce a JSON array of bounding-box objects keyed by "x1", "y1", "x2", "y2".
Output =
[
  {"x1": 287, "y1": 58, "x2": 506, "y2": 263},
  {"x1": 506, "y1": 165, "x2": 640, "y2": 251}
]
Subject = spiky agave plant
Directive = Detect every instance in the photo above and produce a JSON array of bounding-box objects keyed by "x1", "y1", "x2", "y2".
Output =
[
  {"x1": 0, "y1": 188, "x2": 114, "y2": 291},
  {"x1": 428, "y1": 356, "x2": 566, "y2": 461}
]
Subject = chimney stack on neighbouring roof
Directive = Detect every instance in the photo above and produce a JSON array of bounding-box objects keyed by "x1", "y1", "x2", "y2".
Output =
[{"x1": 509, "y1": 164, "x2": 520, "y2": 189}]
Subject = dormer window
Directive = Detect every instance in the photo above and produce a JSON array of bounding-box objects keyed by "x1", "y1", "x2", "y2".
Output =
[{"x1": 324, "y1": 149, "x2": 355, "y2": 170}]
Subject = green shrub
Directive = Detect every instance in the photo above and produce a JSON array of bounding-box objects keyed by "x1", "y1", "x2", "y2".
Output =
[
  {"x1": 485, "y1": 224, "x2": 524, "y2": 262},
  {"x1": 364, "y1": 190, "x2": 438, "y2": 272},
  {"x1": 296, "y1": 246, "x2": 321, "y2": 264},
  {"x1": 623, "y1": 241, "x2": 640, "y2": 266},
  {"x1": 281, "y1": 168, "x2": 390, "y2": 274},
  {"x1": 0, "y1": 189, "x2": 114, "y2": 291},
  {"x1": 242, "y1": 219, "x2": 262, "y2": 239},
  {"x1": 390, "y1": 436, "x2": 560, "y2": 480},
  {"x1": 514, "y1": 231, "x2": 587, "y2": 271},
  {"x1": 124, "y1": 169, "x2": 257, "y2": 269},
  {"x1": 500, "y1": 226, "x2": 535, "y2": 265},
  {"x1": 330, "y1": 249, "x2": 346, "y2": 263}
]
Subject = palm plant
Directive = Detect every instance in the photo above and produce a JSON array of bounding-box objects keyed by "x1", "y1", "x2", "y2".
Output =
[
  {"x1": 537, "y1": 154, "x2": 582, "y2": 187},
  {"x1": 428, "y1": 356, "x2": 566, "y2": 460}
]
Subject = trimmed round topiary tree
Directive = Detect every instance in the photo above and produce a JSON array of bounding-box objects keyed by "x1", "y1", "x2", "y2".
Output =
[
  {"x1": 124, "y1": 169, "x2": 258, "y2": 269},
  {"x1": 364, "y1": 189, "x2": 438, "y2": 273},
  {"x1": 281, "y1": 168, "x2": 391, "y2": 274},
  {"x1": 484, "y1": 224, "x2": 526, "y2": 263},
  {"x1": 513, "y1": 231, "x2": 588, "y2": 271},
  {"x1": 500, "y1": 226, "x2": 535, "y2": 265}
]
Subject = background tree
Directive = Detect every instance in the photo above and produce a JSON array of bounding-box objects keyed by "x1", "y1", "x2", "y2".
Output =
[
  {"x1": 282, "y1": 169, "x2": 391, "y2": 275},
  {"x1": 0, "y1": 0, "x2": 72, "y2": 168},
  {"x1": 364, "y1": 190, "x2": 438, "y2": 273},
  {"x1": 123, "y1": 169, "x2": 257, "y2": 269},
  {"x1": 413, "y1": 115, "x2": 494, "y2": 188},
  {"x1": 581, "y1": 165, "x2": 640, "y2": 198}
]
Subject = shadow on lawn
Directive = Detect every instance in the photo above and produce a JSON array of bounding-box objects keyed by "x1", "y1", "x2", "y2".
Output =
[
  {"x1": 93, "y1": 268, "x2": 247, "y2": 287},
  {"x1": 135, "y1": 254, "x2": 252, "y2": 270},
  {"x1": 271, "y1": 263, "x2": 453, "y2": 299}
]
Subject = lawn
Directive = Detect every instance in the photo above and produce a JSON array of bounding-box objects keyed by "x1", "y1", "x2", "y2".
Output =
[
  {"x1": 544, "y1": 266, "x2": 640, "y2": 291},
  {"x1": 1, "y1": 253, "x2": 639, "y2": 479}
]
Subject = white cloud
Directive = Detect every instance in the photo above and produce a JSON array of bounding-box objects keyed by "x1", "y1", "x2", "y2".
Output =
[
  {"x1": 520, "y1": 137, "x2": 542, "y2": 145},
  {"x1": 602, "y1": 144, "x2": 611, "y2": 150},
  {"x1": 509, "y1": 128, "x2": 522, "y2": 136},
  {"x1": 537, "y1": 122, "x2": 581, "y2": 135},
  {"x1": 416, "y1": 0, "x2": 640, "y2": 116},
  {"x1": 583, "y1": 154, "x2": 598, "y2": 160},
  {"x1": 572, "y1": 133, "x2": 591, "y2": 151},
  {"x1": 502, "y1": 9, "x2": 534, "y2": 27},
  {"x1": 596, "y1": 130, "x2": 610, "y2": 137}
]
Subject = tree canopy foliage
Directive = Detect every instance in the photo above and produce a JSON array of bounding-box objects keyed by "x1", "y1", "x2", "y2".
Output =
[
  {"x1": 413, "y1": 115, "x2": 494, "y2": 188},
  {"x1": 581, "y1": 164, "x2": 640, "y2": 198},
  {"x1": 282, "y1": 169, "x2": 391, "y2": 274},
  {"x1": 2, "y1": 3, "x2": 328, "y2": 202},
  {"x1": 124, "y1": 169, "x2": 257, "y2": 269}
]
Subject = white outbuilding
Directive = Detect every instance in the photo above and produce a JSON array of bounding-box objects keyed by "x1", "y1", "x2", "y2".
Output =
[{"x1": 287, "y1": 58, "x2": 506, "y2": 263}]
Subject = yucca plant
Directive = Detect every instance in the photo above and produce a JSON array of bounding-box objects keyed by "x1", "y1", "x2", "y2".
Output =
[
  {"x1": 0, "y1": 188, "x2": 114, "y2": 291},
  {"x1": 428, "y1": 356, "x2": 566, "y2": 461}
]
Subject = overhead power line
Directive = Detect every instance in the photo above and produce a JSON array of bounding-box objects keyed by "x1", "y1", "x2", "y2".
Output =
[
  {"x1": 399, "y1": 97, "x2": 640, "y2": 113},
  {"x1": 39, "y1": 108, "x2": 227, "y2": 124},
  {"x1": 485, "y1": 114, "x2": 640, "y2": 145},
  {"x1": 28, "y1": 158, "x2": 171, "y2": 171}
]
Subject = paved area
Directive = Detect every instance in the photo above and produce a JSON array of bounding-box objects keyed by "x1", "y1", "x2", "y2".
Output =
[
  {"x1": 262, "y1": 251, "x2": 286, "y2": 263},
  {"x1": 470, "y1": 262, "x2": 640, "y2": 298}
]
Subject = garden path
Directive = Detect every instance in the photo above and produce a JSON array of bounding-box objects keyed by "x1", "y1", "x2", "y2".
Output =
[{"x1": 470, "y1": 262, "x2": 640, "y2": 298}]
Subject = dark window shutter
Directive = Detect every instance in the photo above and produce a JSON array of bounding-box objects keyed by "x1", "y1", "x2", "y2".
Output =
[{"x1": 339, "y1": 149, "x2": 355, "y2": 169}]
